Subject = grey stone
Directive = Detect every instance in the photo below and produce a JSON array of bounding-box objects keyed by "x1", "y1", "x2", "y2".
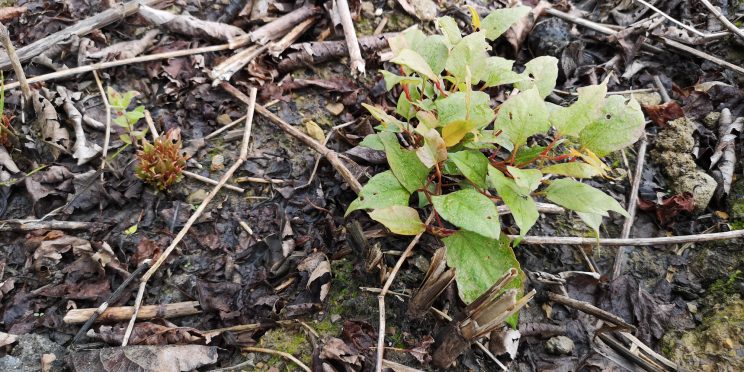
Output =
[
  {"x1": 545, "y1": 335, "x2": 574, "y2": 355},
  {"x1": 3, "y1": 334, "x2": 65, "y2": 372}
]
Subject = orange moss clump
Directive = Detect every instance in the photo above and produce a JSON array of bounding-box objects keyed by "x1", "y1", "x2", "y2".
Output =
[{"x1": 135, "y1": 128, "x2": 186, "y2": 190}]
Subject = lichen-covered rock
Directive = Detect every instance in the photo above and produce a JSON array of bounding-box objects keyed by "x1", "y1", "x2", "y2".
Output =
[
  {"x1": 727, "y1": 178, "x2": 744, "y2": 221},
  {"x1": 652, "y1": 117, "x2": 717, "y2": 212},
  {"x1": 662, "y1": 299, "x2": 744, "y2": 372}
]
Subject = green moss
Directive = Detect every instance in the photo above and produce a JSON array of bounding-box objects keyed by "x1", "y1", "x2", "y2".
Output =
[
  {"x1": 708, "y1": 270, "x2": 742, "y2": 303},
  {"x1": 256, "y1": 328, "x2": 312, "y2": 370}
]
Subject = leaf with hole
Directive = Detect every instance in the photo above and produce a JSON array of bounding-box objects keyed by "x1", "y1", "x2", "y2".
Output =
[
  {"x1": 579, "y1": 95, "x2": 645, "y2": 157},
  {"x1": 431, "y1": 189, "x2": 500, "y2": 239},
  {"x1": 514, "y1": 56, "x2": 558, "y2": 99},
  {"x1": 369, "y1": 206, "x2": 425, "y2": 235},
  {"x1": 493, "y1": 88, "x2": 549, "y2": 147}
]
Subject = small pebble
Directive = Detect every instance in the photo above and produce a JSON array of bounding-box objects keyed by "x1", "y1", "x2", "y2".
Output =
[
  {"x1": 326, "y1": 102, "x2": 345, "y2": 116},
  {"x1": 211, "y1": 154, "x2": 225, "y2": 172},
  {"x1": 545, "y1": 336, "x2": 574, "y2": 355}
]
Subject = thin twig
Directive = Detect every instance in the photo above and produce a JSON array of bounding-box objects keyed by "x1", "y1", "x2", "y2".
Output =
[
  {"x1": 335, "y1": 0, "x2": 365, "y2": 75},
  {"x1": 3, "y1": 43, "x2": 234, "y2": 92},
  {"x1": 544, "y1": 7, "x2": 744, "y2": 75},
  {"x1": 203, "y1": 114, "x2": 246, "y2": 140},
  {"x1": 92, "y1": 71, "x2": 111, "y2": 181},
  {"x1": 144, "y1": 110, "x2": 159, "y2": 139},
  {"x1": 0, "y1": 22, "x2": 31, "y2": 101},
  {"x1": 69, "y1": 260, "x2": 151, "y2": 344},
  {"x1": 376, "y1": 213, "x2": 435, "y2": 372},
  {"x1": 242, "y1": 347, "x2": 310, "y2": 372},
  {"x1": 121, "y1": 88, "x2": 258, "y2": 346},
  {"x1": 548, "y1": 292, "x2": 636, "y2": 331},
  {"x1": 699, "y1": 0, "x2": 744, "y2": 42},
  {"x1": 220, "y1": 81, "x2": 362, "y2": 193},
  {"x1": 0, "y1": 219, "x2": 103, "y2": 231},
  {"x1": 611, "y1": 137, "x2": 646, "y2": 279},
  {"x1": 635, "y1": 0, "x2": 706, "y2": 37},
  {"x1": 512, "y1": 229, "x2": 744, "y2": 246},
  {"x1": 183, "y1": 170, "x2": 244, "y2": 193}
]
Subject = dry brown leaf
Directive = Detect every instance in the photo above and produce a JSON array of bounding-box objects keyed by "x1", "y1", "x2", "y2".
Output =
[
  {"x1": 505, "y1": 1, "x2": 551, "y2": 53},
  {"x1": 32, "y1": 91, "x2": 70, "y2": 161},
  {"x1": 69, "y1": 345, "x2": 218, "y2": 372},
  {"x1": 87, "y1": 322, "x2": 207, "y2": 346},
  {"x1": 0, "y1": 146, "x2": 20, "y2": 173},
  {"x1": 139, "y1": 5, "x2": 246, "y2": 42},
  {"x1": 0, "y1": 6, "x2": 27, "y2": 22},
  {"x1": 56, "y1": 86, "x2": 101, "y2": 165},
  {"x1": 298, "y1": 252, "x2": 331, "y2": 302},
  {"x1": 86, "y1": 29, "x2": 160, "y2": 60}
]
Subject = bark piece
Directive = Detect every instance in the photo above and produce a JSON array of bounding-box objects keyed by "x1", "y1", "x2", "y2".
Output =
[
  {"x1": 139, "y1": 5, "x2": 246, "y2": 42},
  {"x1": 86, "y1": 29, "x2": 160, "y2": 60},
  {"x1": 278, "y1": 33, "x2": 393, "y2": 72}
]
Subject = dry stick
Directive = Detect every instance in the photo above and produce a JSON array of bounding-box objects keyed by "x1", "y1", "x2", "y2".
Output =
[
  {"x1": 0, "y1": 0, "x2": 161, "y2": 69},
  {"x1": 548, "y1": 292, "x2": 636, "y2": 332},
  {"x1": 376, "y1": 214, "x2": 435, "y2": 372},
  {"x1": 544, "y1": 7, "x2": 744, "y2": 75},
  {"x1": 611, "y1": 137, "x2": 647, "y2": 279},
  {"x1": 699, "y1": 0, "x2": 744, "y2": 42},
  {"x1": 512, "y1": 229, "x2": 744, "y2": 246},
  {"x1": 92, "y1": 71, "x2": 111, "y2": 182},
  {"x1": 429, "y1": 307, "x2": 508, "y2": 371},
  {"x1": 335, "y1": 0, "x2": 365, "y2": 75},
  {"x1": 143, "y1": 110, "x2": 159, "y2": 139},
  {"x1": 3, "y1": 43, "x2": 234, "y2": 92},
  {"x1": 183, "y1": 170, "x2": 244, "y2": 193},
  {"x1": 0, "y1": 219, "x2": 102, "y2": 231},
  {"x1": 121, "y1": 88, "x2": 258, "y2": 346},
  {"x1": 68, "y1": 260, "x2": 151, "y2": 344},
  {"x1": 220, "y1": 81, "x2": 363, "y2": 193},
  {"x1": 635, "y1": 0, "x2": 705, "y2": 37},
  {"x1": 65, "y1": 301, "x2": 201, "y2": 324},
  {"x1": 0, "y1": 22, "x2": 31, "y2": 101},
  {"x1": 203, "y1": 115, "x2": 246, "y2": 140}
]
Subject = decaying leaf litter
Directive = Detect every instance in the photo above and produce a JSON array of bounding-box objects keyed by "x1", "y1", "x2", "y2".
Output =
[{"x1": 0, "y1": 0, "x2": 743, "y2": 371}]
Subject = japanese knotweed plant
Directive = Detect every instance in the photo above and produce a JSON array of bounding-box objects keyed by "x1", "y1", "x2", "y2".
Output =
[{"x1": 345, "y1": 7, "x2": 645, "y2": 323}]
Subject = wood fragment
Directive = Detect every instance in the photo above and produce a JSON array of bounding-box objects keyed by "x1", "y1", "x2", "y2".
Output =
[
  {"x1": 0, "y1": 219, "x2": 102, "y2": 231},
  {"x1": 408, "y1": 247, "x2": 456, "y2": 318},
  {"x1": 278, "y1": 33, "x2": 393, "y2": 72},
  {"x1": 64, "y1": 301, "x2": 200, "y2": 324},
  {"x1": 183, "y1": 170, "x2": 244, "y2": 193},
  {"x1": 0, "y1": 0, "x2": 161, "y2": 70},
  {"x1": 548, "y1": 292, "x2": 636, "y2": 332},
  {"x1": 139, "y1": 5, "x2": 246, "y2": 42},
  {"x1": 230, "y1": 4, "x2": 320, "y2": 48}
]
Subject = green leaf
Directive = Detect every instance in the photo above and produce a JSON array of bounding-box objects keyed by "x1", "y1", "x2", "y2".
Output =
[
  {"x1": 369, "y1": 206, "x2": 425, "y2": 235},
  {"x1": 380, "y1": 70, "x2": 421, "y2": 91},
  {"x1": 444, "y1": 31, "x2": 489, "y2": 84},
  {"x1": 513, "y1": 145, "x2": 545, "y2": 165},
  {"x1": 480, "y1": 6, "x2": 531, "y2": 40},
  {"x1": 541, "y1": 162, "x2": 602, "y2": 178},
  {"x1": 359, "y1": 134, "x2": 384, "y2": 150},
  {"x1": 123, "y1": 224, "x2": 138, "y2": 235},
  {"x1": 397, "y1": 85, "x2": 420, "y2": 120},
  {"x1": 362, "y1": 103, "x2": 406, "y2": 131},
  {"x1": 449, "y1": 150, "x2": 489, "y2": 188},
  {"x1": 107, "y1": 88, "x2": 139, "y2": 110},
  {"x1": 550, "y1": 82, "x2": 607, "y2": 136},
  {"x1": 431, "y1": 189, "x2": 500, "y2": 239},
  {"x1": 113, "y1": 115, "x2": 130, "y2": 128},
  {"x1": 473, "y1": 129, "x2": 514, "y2": 151},
  {"x1": 435, "y1": 91, "x2": 494, "y2": 128},
  {"x1": 545, "y1": 179, "x2": 629, "y2": 217},
  {"x1": 379, "y1": 132, "x2": 430, "y2": 193},
  {"x1": 488, "y1": 167, "x2": 538, "y2": 235},
  {"x1": 416, "y1": 111, "x2": 440, "y2": 129},
  {"x1": 507, "y1": 166, "x2": 542, "y2": 192},
  {"x1": 482, "y1": 57, "x2": 521, "y2": 88},
  {"x1": 514, "y1": 56, "x2": 558, "y2": 99},
  {"x1": 415, "y1": 126, "x2": 448, "y2": 168},
  {"x1": 443, "y1": 231, "x2": 524, "y2": 305},
  {"x1": 346, "y1": 171, "x2": 410, "y2": 216},
  {"x1": 436, "y1": 16, "x2": 462, "y2": 45},
  {"x1": 391, "y1": 49, "x2": 438, "y2": 82},
  {"x1": 576, "y1": 211, "x2": 604, "y2": 234},
  {"x1": 125, "y1": 106, "x2": 145, "y2": 123},
  {"x1": 120, "y1": 133, "x2": 132, "y2": 144},
  {"x1": 416, "y1": 35, "x2": 449, "y2": 75},
  {"x1": 578, "y1": 95, "x2": 645, "y2": 157},
  {"x1": 493, "y1": 88, "x2": 549, "y2": 147}
]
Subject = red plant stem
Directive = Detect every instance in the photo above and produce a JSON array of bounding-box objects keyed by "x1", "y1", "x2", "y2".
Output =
[
  {"x1": 550, "y1": 154, "x2": 575, "y2": 162},
  {"x1": 434, "y1": 80, "x2": 448, "y2": 96}
]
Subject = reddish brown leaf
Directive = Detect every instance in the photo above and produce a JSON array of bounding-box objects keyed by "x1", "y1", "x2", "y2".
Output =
[
  {"x1": 638, "y1": 192, "x2": 695, "y2": 225},
  {"x1": 69, "y1": 345, "x2": 218, "y2": 372},
  {"x1": 642, "y1": 101, "x2": 684, "y2": 127}
]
